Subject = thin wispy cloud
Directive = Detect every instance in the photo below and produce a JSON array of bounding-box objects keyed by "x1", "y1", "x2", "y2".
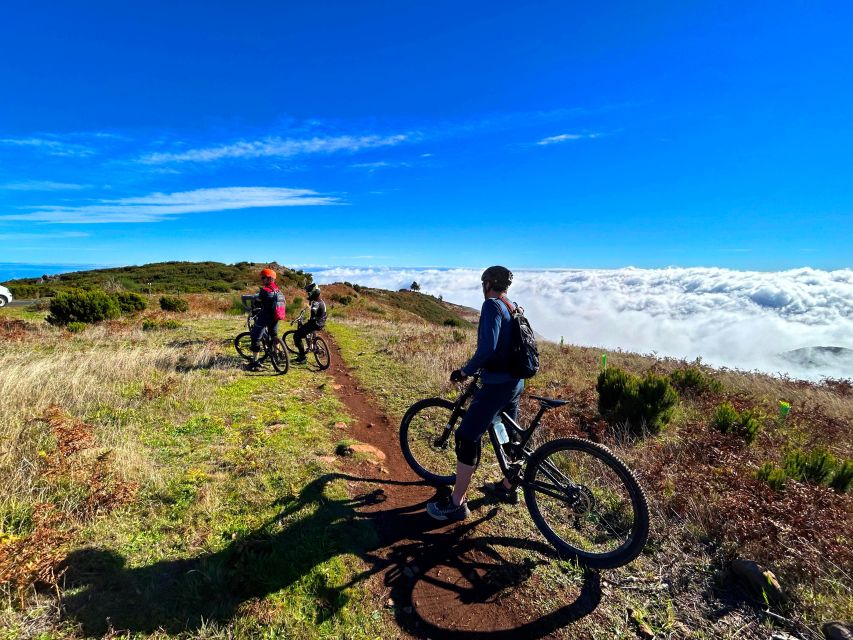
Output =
[
  {"x1": 0, "y1": 231, "x2": 90, "y2": 241},
  {"x1": 0, "y1": 136, "x2": 95, "y2": 157},
  {"x1": 0, "y1": 180, "x2": 93, "y2": 191},
  {"x1": 350, "y1": 160, "x2": 412, "y2": 170},
  {"x1": 140, "y1": 134, "x2": 410, "y2": 164},
  {"x1": 3, "y1": 187, "x2": 340, "y2": 224},
  {"x1": 536, "y1": 132, "x2": 601, "y2": 145}
]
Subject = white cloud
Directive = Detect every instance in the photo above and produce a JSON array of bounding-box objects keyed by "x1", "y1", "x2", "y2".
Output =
[
  {"x1": 311, "y1": 266, "x2": 853, "y2": 380},
  {"x1": 140, "y1": 134, "x2": 409, "y2": 164},
  {"x1": 0, "y1": 180, "x2": 92, "y2": 191},
  {"x1": 536, "y1": 132, "x2": 601, "y2": 145},
  {"x1": 0, "y1": 137, "x2": 95, "y2": 157},
  {"x1": 2, "y1": 186, "x2": 340, "y2": 224},
  {"x1": 0, "y1": 231, "x2": 89, "y2": 240}
]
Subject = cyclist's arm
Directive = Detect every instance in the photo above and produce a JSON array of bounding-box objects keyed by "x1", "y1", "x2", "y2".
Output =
[{"x1": 461, "y1": 299, "x2": 501, "y2": 376}]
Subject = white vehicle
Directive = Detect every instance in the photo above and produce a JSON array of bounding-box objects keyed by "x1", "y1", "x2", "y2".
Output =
[{"x1": 0, "y1": 285, "x2": 12, "y2": 307}]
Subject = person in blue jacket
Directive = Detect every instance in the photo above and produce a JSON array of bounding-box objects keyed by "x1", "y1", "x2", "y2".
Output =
[{"x1": 426, "y1": 265, "x2": 524, "y2": 522}]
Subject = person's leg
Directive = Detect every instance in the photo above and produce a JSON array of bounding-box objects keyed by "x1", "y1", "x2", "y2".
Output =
[
  {"x1": 497, "y1": 380, "x2": 524, "y2": 490},
  {"x1": 293, "y1": 324, "x2": 308, "y2": 359},
  {"x1": 248, "y1": 323, "x2": 265, "y2": 369}
]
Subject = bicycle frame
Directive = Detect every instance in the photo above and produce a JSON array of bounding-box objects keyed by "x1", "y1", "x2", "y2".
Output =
[{"x1": 444, "y1": 377, "x2": 582, "y2": 494}]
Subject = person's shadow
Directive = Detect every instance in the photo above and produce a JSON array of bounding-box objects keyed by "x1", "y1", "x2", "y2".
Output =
[{"x1": 60, "y1": 473, "x2": 600, "y2": 637}]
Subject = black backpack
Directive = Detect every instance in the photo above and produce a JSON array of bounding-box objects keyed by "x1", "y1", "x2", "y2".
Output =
[{"x1": 498, "y1": 297, "x2": 540, "y2": 379}]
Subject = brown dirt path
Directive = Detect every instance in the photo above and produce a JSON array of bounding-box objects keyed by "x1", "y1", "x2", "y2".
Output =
[{"x1": 322, "y1": 335, "x2": 602, "y2": 639}]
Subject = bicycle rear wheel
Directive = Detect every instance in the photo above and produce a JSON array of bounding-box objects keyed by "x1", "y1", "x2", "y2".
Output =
[
  {"x1": 312, "y1": 337, "x2": 330, "y2": 370},
  {"x1": 399, "y1": 398, "x2": 461, "y2": 485},
  {"x1": 523, "y1": 437, "x2": 649, "y2": 569},
  {"x1": 282, "y1": 330, "x2": 300, "y2": 355},
  {"x1": 268, "y1": 338, "x2": 290, "y2": 374}
]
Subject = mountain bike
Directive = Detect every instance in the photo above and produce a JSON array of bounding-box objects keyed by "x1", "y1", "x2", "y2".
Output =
[
  {"x1": 233, "y1": 299, "x2": 289, "y2": 374},
  {"x1": 282, "y1": 309, "x2": 330, "y2": 370},
  {"x1": 399, "y1": 375, "x2": 649, "y2": 569}
]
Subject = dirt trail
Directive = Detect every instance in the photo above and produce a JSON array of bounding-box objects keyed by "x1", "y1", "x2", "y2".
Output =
[{"x1": 323, "y1": 335, "x2": 600, "y2": 639}]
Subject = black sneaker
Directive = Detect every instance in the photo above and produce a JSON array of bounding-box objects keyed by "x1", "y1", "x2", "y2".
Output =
[
  {"x1": 426, "y1": 497, "x2": 471, "y2": 521},
  {"x1": 291, "y1": 356, "x2": 307, "y2": 364},
  {"x1": 483, "y1": 480, "x2": 519, "y2": 505},
  {"x1": 244, "y1": 361, "x2": 262, "y2": 371}
]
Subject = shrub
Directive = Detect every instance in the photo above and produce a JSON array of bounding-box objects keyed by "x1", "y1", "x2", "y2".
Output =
[
  {"x1": 353, "y1": 284, "x2": 363, "y2": 293},
  {"x1": 66, "y1": 321, "x2": 87, "y2": 334},
  {"x1": 228, "y1": 296, "x2": 247, "y2": 315},
  {"x1": 141, "y1": 318, "x2": 158, "y2": 331},
  {"x1": 711, "y1": 402, "x2": 761, "y2": 443},
  {"x1": 142, "y1": 318, "x2": 182, "y2": 331},
  {"x1": 410, "y1": 281, "x2": 421, "y2": 291},
  {"x1": 830, "y1": 460, "x2": 853, "y2": 492},
  {"x1": 208, "y1": 282, "x2": 230, "y2": 293},
  {"x1": 286, "y1": 296, "x2": 303, "y2": 318},
  {"x1": 670, "y1": 367, "x2": 723, "y2": 394},
  {"x1": 451, "y1": 329, "x2": 465, "y2": 343},
  {"x1": 47, "y1": 289, "x2": 121, "y2": 325},
  {"x1": 756, "y1": 462, "x2": 787, "y2": 490},
  {"x1": 596, "y1": 367, "x2": 678, "y2": 436},
  {"x1": 443, "y1": 317, "x2": 462, "y2": 327},
  {"x1": 330, "y1": 293, "x2": 353, "y2": 306},
  {"x1": 114, "y1": 291, "x2": 147, "y2": 315},
  {"x1": 159, "y1": 295, "x2": 188, "y2": 312},
  {"x1": 784, "y1": 448, "x2": 837, "y2": 485},
  {"x1": 160, "y1": 319, "x2": 182, "y2": 330}
]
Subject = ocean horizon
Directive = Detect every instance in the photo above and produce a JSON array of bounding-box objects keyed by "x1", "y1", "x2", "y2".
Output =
[{"x1": 0, "y1": 263, "x2": 107, "y2": 282}]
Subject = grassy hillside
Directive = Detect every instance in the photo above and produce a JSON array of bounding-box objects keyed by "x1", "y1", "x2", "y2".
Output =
[
  {"x1": 1, "y1": 272, "x2": 850, "y2": 639},
  {"x1": 1, "y1": 261, "x2": 312, "y2": 297}
]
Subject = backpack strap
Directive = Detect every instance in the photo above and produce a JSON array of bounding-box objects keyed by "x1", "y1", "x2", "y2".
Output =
[{"x1": 497, "y1": 295, "x2": 515, "y2": 316}]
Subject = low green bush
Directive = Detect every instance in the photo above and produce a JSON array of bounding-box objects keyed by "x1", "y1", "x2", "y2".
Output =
[
  {"x1": 160, "y1": 319, "x2": 182, "y2": 330},
  {"x1": 711, "y1": 402, "x2": 761, "y2": 443},
  {"x1": 47, "y1": 289, "x2": 121, "y2": 325},
  {"x1": 115, "y1": 291, "x2": 147, "y2": 315},
  {"x1": 756, "y1": 462, "x2": 787, "y2": 490},
  {"x1": 66, "y1": 321, "x2": 87, "y2": 333},
  {"x1": 830, "y1": 459, "x2": 853, "y2": 492},
  {"x1": 443, "y1": 317, "x2": 462, "y2": 327},
  {"x1": 670, "y1": 367, "x2": 723, "y2": 394},
  {"x1": 159, "y1": 295, "x2": 188, "y2": 312},
  {"x1": 784, "y1": 448, "x2": 837, "y2": 485},
  {"x1": 330, "y1": 293, "x2": 353, "y2": 306},
  {"x1": 596, "y1": 367, "x2": 678, "y2": 436}
]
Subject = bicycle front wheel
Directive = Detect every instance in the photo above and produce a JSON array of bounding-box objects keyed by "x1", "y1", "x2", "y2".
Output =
[
  {"x1": 268, "y1": 338, "x2": 290, "y2": 375},
  {"x1": 399, "y1": 398, "x2": 462, "y2": 485},
  {"x1": 523, "y1": 437, "x2": 649, "y2": 569},
  {"x1": 312, "y1": 337, "x2": 330, "y2": 370},
  {"x1": 234, "y1": 332, "x2": 254, "y2": 361},
  {"x1": 282, "y1": 330, "x2": 300, "y2": 355}
]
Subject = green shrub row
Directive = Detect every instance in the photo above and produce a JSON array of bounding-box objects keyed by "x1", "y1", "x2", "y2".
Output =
[
  {"x1": 596, "y1": 367, "x2": 679, "y2": 436},
  {"x1": 711, "y1": 402, "x2": 761, "y2": 443},
  {"x1": 47, "y1": 289, "x2": 145, "y2": 326},
  {"x1": 757, "y1": 449, "x2": 853, "y2": 493}
]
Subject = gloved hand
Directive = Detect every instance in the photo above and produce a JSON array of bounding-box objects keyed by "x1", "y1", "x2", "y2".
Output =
[{"x1": 450, "y1": 369, "x2": 466, "y2": 383}]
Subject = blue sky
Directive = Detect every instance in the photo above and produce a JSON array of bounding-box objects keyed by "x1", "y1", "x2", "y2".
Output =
[{"x1": 1, "y1": 1, "x2": 851, "y2": 270}]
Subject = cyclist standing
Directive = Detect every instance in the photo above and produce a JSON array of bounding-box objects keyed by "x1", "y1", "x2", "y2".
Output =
[
  {"x1": 292, "y1": 284, "x2": 327, "y2": 364},
  {"x1": 426, "y1": 266, "x2": 524, "y2": 521},
  {"x1": 247, "y1": 268, "x2": 286, "y2": 371}
]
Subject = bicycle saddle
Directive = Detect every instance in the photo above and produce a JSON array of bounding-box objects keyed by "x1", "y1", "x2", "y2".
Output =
[{"x1": 529, "y1": 395, "x2": 570, "y2": 409}]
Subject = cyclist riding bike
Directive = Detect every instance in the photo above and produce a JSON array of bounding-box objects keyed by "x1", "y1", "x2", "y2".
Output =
[
  {"x1": 426, "y1": 265, "x2": 524, "y2": 522},
  {"x1": 292, "y1": 284, "x2": 327, "y2": 364},
  {"x1": 247, "y1": 268, "x2": 286, "y2": 371}
]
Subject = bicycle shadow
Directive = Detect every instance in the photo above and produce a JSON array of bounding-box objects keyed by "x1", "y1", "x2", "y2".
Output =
[{"x1": 59, "y1": 473, "x2": 599, "y2": 637}]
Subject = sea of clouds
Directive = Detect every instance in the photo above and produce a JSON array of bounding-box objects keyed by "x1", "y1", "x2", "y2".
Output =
[{"x1": 312, "y1": 266, "x2": 853, "y2": 381}]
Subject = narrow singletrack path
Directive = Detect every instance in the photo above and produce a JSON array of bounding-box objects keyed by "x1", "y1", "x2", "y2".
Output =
[{"x1": 322, "y1": 334, "x2": 601, "y2": 639}]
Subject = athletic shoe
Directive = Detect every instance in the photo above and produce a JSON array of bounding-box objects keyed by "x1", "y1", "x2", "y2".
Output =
[
  {"x1": 426, "y1": 497, "x2": 471, "y2": 521},
  {"x1": 244, "y1": 361, "x2": 262, "y2": 372},
  {"x1": 483, "y1": 480, "x2": 519, "y2": 505},
  {"x1": 291, "y1": 356, "x2": 307, "y2": 364}
]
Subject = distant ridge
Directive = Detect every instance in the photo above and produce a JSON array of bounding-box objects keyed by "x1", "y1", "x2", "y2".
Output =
[{"x1": 780, "y1": 346, "x2": 853, "y2": 372}]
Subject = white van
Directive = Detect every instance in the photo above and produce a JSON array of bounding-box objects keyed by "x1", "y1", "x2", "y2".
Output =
[{"x1": 0, "y1": 285, "x2": 12, "y2": 307}]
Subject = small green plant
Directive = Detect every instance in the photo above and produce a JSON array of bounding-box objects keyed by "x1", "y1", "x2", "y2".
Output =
[
  {"x1": 66, "y1": 321, "x2": 87, "y2": 334},
  {"x1": 159, "y1": 295, "x2": 189, "y2": 312},
  {"x1": 784, "y1": 448, "x2": 837, "y2": 485},
  {"x1": 330, "y1": 293, "x2": 353, "y2": 305},
  {"x1": 670, "y1": 367, "x2": 723, "y2": 394},
  {"x1": 46, "y1": 288, "x2": 121, "y2": 325},
  {"x1": 829, "y1": 459, "x2": 853, "y2": 492},
  {"x1": 114, "y1": 291, "x2": 147, "y2": 315},
  {"x1": 228, "y1": 296, "x2": 247, "y2": 315},
  {"x1": 756, "y1": 462, "x2": 787, "y2": 490},
  {"x1": 141, "y1": 318, "x2": 158, "y2": 331},
  {"x1": 596, "y1": 367, "x2": 678, "y2": 436},
  {"x1": 160, "y1": 319, "x2": 182, "y2": 330},
  {"x1": 451, "y1": 329, "x2": 465, "y2": 343},
  {"x1": 711, "y1": 402, "x2": 761, "y2": 443},
  {"x1": 443, "y1": 317, "x2": 462, "y2": 327},
  {"x1": 286, "y1": 296, "x2": 303, "y2": 317}
]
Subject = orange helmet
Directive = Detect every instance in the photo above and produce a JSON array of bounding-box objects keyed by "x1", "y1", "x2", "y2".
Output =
[{"x1": 260, "y1": 268, "x2": 277, "y2": 280}]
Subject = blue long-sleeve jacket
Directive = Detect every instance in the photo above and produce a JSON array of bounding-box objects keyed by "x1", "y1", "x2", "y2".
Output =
[{"x1": 461, "y1": 297, "x2": 518, "y2": 384}]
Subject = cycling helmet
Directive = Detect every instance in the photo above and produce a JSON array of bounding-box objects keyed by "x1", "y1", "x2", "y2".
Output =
[
  {"x1": 308, "y1": 287, "x2": 321, "y2": 301},
  {"x1": 481, "y1": 265, "x2": 513, "y2": 292},
  {"x1": 304, "y1": 282, "x2": 317, "y2": 293},
  {"x1": 260, "y1": 268, "x2": 277, "y2": 280}
]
